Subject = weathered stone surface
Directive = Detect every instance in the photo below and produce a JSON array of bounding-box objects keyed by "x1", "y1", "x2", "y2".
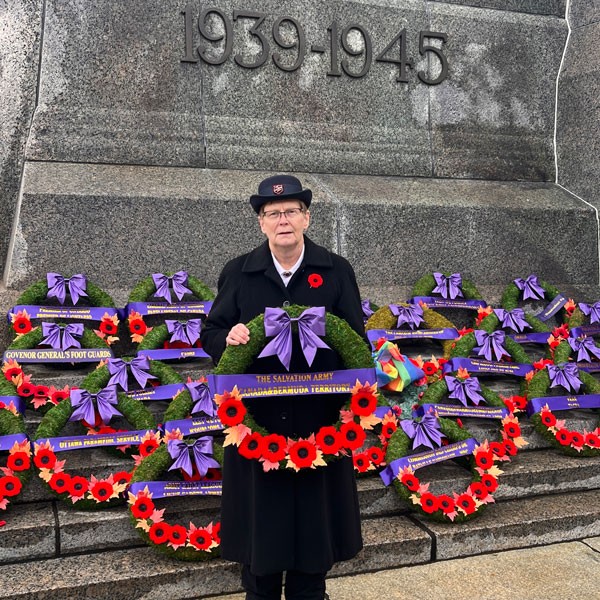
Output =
[
  {"x1": 568, "y1": 0, "x2": 600, "y2": 27},
  {"x1": 428, "y1": 0, "x2": 566, "y2": 17},
  {"x1": 0, "y1": 1, "x2": 42, "y2": 277}
]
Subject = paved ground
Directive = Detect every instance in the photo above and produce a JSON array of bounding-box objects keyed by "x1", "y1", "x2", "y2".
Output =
[{"x1": 205, "y1": 538, "x2": 600, "y2": 600}]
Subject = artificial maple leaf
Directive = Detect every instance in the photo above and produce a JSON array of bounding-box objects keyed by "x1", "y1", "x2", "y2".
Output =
[
  {"x1": 456, "y1": 367, "x2": 470, "y2": 379},
  {"x1": 311, "y1": 451, "x2": 327, "y2": 469},
  {"x1": 260, "y1": 458, "x2": 282, "y2": 472},
  {"x1": 38, "y1": 469, "x2": 53, "y2": 483},
  {"x1": 359, "y1": 413, "x2": 382, "y2": 430},
  {"x1": 409, "y1": 493, "x2": 422, "y2": 506},
  {"x1": 135, "y1": 519, "x2": 151, "y2": 532},
  {"x1": 0, "y1": 500, "x2": 9, "y2": 511},
  {"x1": 339, "y1": 409, "x2": 354, "y2": 424},
  {"x1": 150, "y1": 508, "x2": 165, "y2": 523},
  {"x1": 223, "y1": 424, "x2": 250, "y2": 447}
]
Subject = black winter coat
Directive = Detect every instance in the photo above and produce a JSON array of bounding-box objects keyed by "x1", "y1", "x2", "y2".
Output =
[{"x1": 201, "y1": 236, "x2": 364, "y2": 575}]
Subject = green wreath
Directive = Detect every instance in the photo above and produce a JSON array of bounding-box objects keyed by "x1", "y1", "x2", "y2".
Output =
[
  {"x1": 127, "y1": 440, "x2": 224, "y2": 561},
  {"x1": 14, "y1": 278, "x2": 115, "y2": 309},
  {"x1": 526, "y1": 340, "x2": 600, "y2": 457},
  {"x1": 214, "y1": 305, "x2": 384, "y2": 472},
  {"x1": 0, "y1": 406, "x2": 31, "y2": 510},
  {"x1": 412, "y1": 272, "x2": 484, "y2": 302},
  {"x1": 385, "y1": 416, "x2": 502, "y2": 522}
]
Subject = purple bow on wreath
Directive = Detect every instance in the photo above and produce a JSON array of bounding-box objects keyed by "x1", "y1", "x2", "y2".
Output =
[
  {"x1": 400, "y1": 412, "x2": 444, "y2": 450},
  {"x1": 568, "y1": 336, "x2": 600, "y2": 363},
  {"x1": 40, "y1": 322, "x2": 83, "y2": 351},
  {"x1": 432, "y1": 272, "x2": 463, "y2": 299},
  {"x1": 513, "y1": 275, "x2": 545, "y2": 301},
  {"x1": 389, "y1": 303, "x2": 424, "y2": 330},
  {"x1": 186, "y1": 381, "x2": 217, "y2": 417},
  {"x1": 167, "y1": 437, "x2": 219, "y2": 477},
  {"x1": 165, "y1": 319, "x2": 201, "y2": 345},
  {"x1": 46, "y1": 272, "x2": 88, "y2": 305},
  {"x1": 547, "y1": 363, "x2": 582, "y2": 393},
  {"x1": 257, "y1": 306, "x2": 331, "y2": 371},
  {"x1": 69, "y1": 385, "x2": 122, "y2": 424},
  {"x1": 474, "y1": 330, "x2": 507, "y2": 362},
  {"x1": 107, "y1": 356, "x2": 157, "y2": 391},
  {"x1": 493, "y1": 308, "x2": 530, "y2": 333},
  {"x1": 579, "y1": 301, "x2": 600, "y2": 324},
  {"x1": 445, "y1": 375, "x2": 486, "y2": 406},
  {"x1": 361, "y1": 299, "x2": 375, "y2": 321},
  {"x1": 152, "y1": 271, "x2": 192, "y2": 304}
]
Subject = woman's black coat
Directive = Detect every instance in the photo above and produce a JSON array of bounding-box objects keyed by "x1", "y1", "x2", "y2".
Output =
[{"x1": 201, "y1": 236, "x2": 365, "y2": 575}]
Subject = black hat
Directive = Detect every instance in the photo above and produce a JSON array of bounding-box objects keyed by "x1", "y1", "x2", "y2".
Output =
[{"x1": 250, "y1": 175, "x2": 312, "y2": 213}]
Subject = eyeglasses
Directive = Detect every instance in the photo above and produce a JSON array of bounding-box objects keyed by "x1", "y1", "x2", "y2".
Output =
[{"x1": 260, "y1": 208, "x2": 305, "y2": 221}]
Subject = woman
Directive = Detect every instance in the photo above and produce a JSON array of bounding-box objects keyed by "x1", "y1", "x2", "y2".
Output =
[{"x1": 201, "y1": 174, "x2": 364, "y2": 600}]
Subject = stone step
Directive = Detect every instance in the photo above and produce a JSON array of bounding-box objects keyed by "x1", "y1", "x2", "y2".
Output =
[{"x1": 0, "y1": 489, "x2": 598, "y2": 599}]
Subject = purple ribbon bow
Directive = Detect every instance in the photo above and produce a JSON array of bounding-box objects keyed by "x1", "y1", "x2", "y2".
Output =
[
  {"x1": 514, "y1": 275, "x2": 545, "y2": 301},
  {"x1": 46, "y1": 272, "x2": 88, "y2": 305},
  {"x1": 69, "y1": 385, "x2": 122, "y2": 424},
  {"x1": 257, "y1": 306, "x2": 331, "y2": 371},
  {"x1": 547, "y1": 363, "x2": 582, "y2": 393},
  {"x1": 474, "y1": 329, "x2": 507, "y2": 361},
  {"x1": 40, "y1": 322, "x2": 84, "y2": 351},
  {"x1": 493, "y1": 308, "x2": 530, "y2": 333},
  {"x1": 389, "y1": 303, "x2": 424, "y2": 330},
  {"x1": 432, "y1": 272, "x2": 463, "y2": 299},
  {"x1": 568, "y1": 336, "x2": 600, "y2": 363},
  {"x1": 400, "y1": 412, "x2": 444, "y2": 450},
  {"x1": 186, "y1": 381, "x2": 217, "y2": 417},
  {"x1": 361, "y1": 299, "x2": 375, "y2": 320},
  {"x1": 445, "y1": 375, "x2": 486, "y2": 406},
  {"x1": 579, "y1": 301, "x2": 600, "y2": 324},
  {"x1": 107, "y1": 356, "x2": 157, "y2": 391},
  {"x1": 167, "y1": 437, "x2": 220, "y2": 477},
  {"x1": 152, "y1": 271, "x2": 192, "y2": 304},
  {"x1": 165, "y1": 319, "x2": 201, "y2": 345}
]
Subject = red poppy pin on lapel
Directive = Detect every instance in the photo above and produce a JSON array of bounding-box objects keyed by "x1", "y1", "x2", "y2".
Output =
[{"x1": 308, "y1": 274, "x2": 323, "y2": 288}]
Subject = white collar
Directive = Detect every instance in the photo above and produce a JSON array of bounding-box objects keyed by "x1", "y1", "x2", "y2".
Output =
[{"x1": 272, "y1": 247, "x2": 305, "y2": 287}]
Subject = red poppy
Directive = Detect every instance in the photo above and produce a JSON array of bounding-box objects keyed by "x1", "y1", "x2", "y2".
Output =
[
  {"x1": 468, "y1": 481, "x2": 489, "y2": 501},
  {"x1": 511, "y1": 395, "x2": 527, "y2": 411},
  {"x1": 503, "y1": 439, "x2": 518, "y2": 456},
  {"x1": 217, "y1": 398, "x2": 246, "y2": 427},
  {"x1": 168, "y1": 524, "x2": 188, "y2": 547},
  {"x1": 49, "y1": 472, "x2": 71, "y2": 495},
  {"x1": 367, "y1": 447, "x2": 385, "y2": 465},
  {"x1": 456, "y1": 418, "x2": 464, "y2": 429},
  {"x1": 98, "y1": 320, "x2": 117, "y2": 336},
  {"x1": 474, "y1": 450, "x2": 494, "y2": 470},
  {"x1": 503, "y1": 422, "x2": 521, "y2": 438},
  {"x1": 68, "y1": 476, "x2": 89, "y2": 498},
  {"x1": 570, "y1": 432, "x2": 584, "y2": 447},
  {"x1": 352, "y1": 453, "x2": 370, "y2": 473},
  {"x1": 139, "y1": 439, "x2": 160, "y2": 457},
  {"x1": 34, "y1": 385, "x2": 50, "y2": 400},
  {"x1": 307, "y1": 273, "x2": 323, "y2": 288},
  {"x1": 585, "y1": 432, "x2": 600, "y2": 448},
  {"x1": 315, "y1": 427, "x2": 343, "y2": 455},
  {"x1": 552, "y1": 324, "x2": 569, "y2": 339},
  {"x1": 555, "y1": 428, "x2": 573, "y2": 446},
  {"x1": 4, "y1": 367, "x2": 22, "y2": 381},
  {"x1": 239, "y1": 433, "x2": 264, "y2": 460},
  {"x1": 212, "y1": 522, "x2": 221, "y2": 544},
  {"x1": 288, "y1": 440, "x2": 318, "y2": 469},
  {"x1": 437, "y1": 495, "x2": 455, "y2": 514},
  {"x1": 189, "y1": 528, "x2": 213, "y2": 550},
  {"x1": 34, "y1": 448, "x2": 57, "y2": 470},
  {"x1": 340, "y1": 421, "x2": 366, "y2": 451},
  {"x1": 12, "y1": 316, "x2": 32, "y2": 334},
  {"x1": 149, "y1": 522, "x2": 171, "y2": 545},
  {"x1": 400, "y1": 472, "x2": 420, "y2": 492},
  {"x1": 201, "y1": 468, "x2": 222, "y2": 481},
  {"x1": 113, "y1": 471, "x2": 132, "y2": 486},
  {"x1": 0, "y1": 475, "x2": 22, "y2": 497},
  {"x1": 129, "y1": 318, "x2": 147, "y2": 335},
  {"x1": 350, "y1": 390, "x2": 377, "y2": 416},
  {"x1": 90, "y1": 480, "x2": 114, "y2": 502},
  {"x1": 261, "y1": 434, "x2": 287, "y2": 463},
  {"x1": 17, "y1": 381, "x2": 36, "y2": 397},
  {"x1": 419, "y1": 492, "x2": 440, "y2": 514},
  {"x1": 51, "y1": 388, "x2": 69, "y2": 404},
  {"x1": 381, "y1": 421, "x2": 397, "y2": 439},
  {"x1": 422, "y1": 362, "x2": 438, "y2": 376},
  {"x1": 7, "y1": 452, "x2": 30, "y2": 472},
  {"x1": 540, "y1": 410, "x2": 557, "y2": 428},
  {"x1": 455, "y1": 493, "x2": 477, "y2": 515},
  {"x1": 480, "y1": 474, "x2": 498, "y2": 493},
  {"x1": 489, "y1": 442, "x2": 506, "y2": 458},
  {"x1": 131, "y1": 496, "x2": 155, "y2": 520}
]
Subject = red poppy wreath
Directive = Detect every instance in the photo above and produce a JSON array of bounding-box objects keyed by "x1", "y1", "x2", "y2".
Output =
[{"x1": 213, "y1": 305, "x2": 384, "y2": 472}]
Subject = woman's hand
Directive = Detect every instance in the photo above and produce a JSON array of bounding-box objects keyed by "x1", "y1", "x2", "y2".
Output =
[{"x1": 226, "y1": 323, "x2": 250, "y2": 346}]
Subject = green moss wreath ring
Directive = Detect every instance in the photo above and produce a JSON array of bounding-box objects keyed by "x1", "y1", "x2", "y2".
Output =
[{"x1": 0, "y1": 405, "x2": 31, "y2": 511}]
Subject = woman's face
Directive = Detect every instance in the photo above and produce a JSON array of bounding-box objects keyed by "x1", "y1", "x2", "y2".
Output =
[{"x1": 259, "y1": 200, "x2": 310, "y2": 253}]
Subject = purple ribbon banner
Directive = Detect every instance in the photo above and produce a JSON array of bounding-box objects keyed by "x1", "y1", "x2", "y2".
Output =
[
  {"x1": 408, "y1": 297, "x2": 488, "y2": 310},
  {"x1": 128, "y1": 479, "x2": 222, "y2": 500},
  {"x1": 366, "y1": 328, "x2": 459, "y2": 349},
  {"x1": 571, "y1": 325, "x2": 600, "y2": 338},
  {"x1": 507, "y1": 332, "x2": 552, "y2": 345},
  {"x1": 0, "y1": 396, "x2": 26, "y2": 414},
  {"x1": 535, "y1": 294, "x2": 567, "y2": 322},
  {"x1": 380, "y1": 438, "x2": 478, "y2": 486},
  {"x1": 125, "y1": 383, "x2": 186, "y2": 402},
  {"x1": 162, "y1": 416, "x2": 224, "y2": 437},
  {"x1": 527, "y1": 394, "x2": 600, "y2": 417},
  {"x1": 3, "y1": 347, "x2": 113, "y2": 363},
  {"x1": 443, "y1": 357, "x2": 534, "y2": 378},
  {"x1": 7, "y1": 305, "x2": 119, "y2": 322},
  {"x1": 575, "y1": 362, "x2": 600, "y2": 373},
  {"x1": 415, "y1": 403, "x2": 509, "y2": 420},
  {"x1": 37, "y1": 429, "x2": 152, "y2": 451},
  {"x1": 207, "y1": 368, "x2": 376, "y2": 398},
  {"x1": 136, "y1": 348, "x2": 211, "y2": 360},
  {"x1": 0, "y1": 433, "x2": 28, "y2": 452},
  {"x1": 125, "y1": 301, "x2": 213, "y2": 317}
]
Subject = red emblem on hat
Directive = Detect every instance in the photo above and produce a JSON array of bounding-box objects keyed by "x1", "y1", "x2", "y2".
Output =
[{"x1": 273, "y1": 184, "x2": 284, "y2": 195}]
